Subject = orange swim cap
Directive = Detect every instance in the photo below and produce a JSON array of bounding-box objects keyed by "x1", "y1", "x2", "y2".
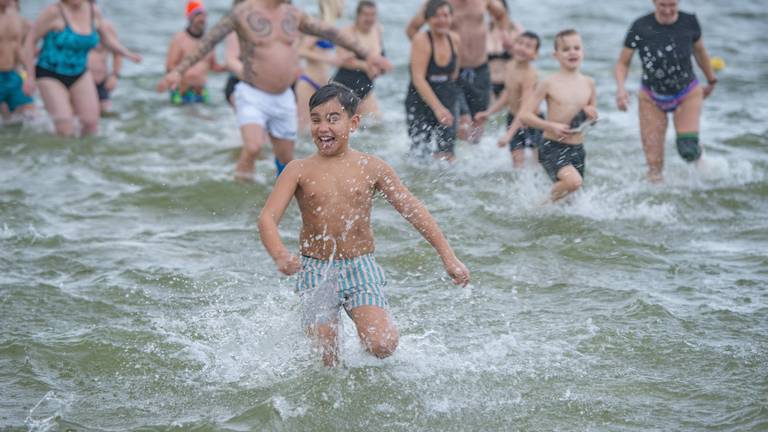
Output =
[{"x1": 185, "y1": 0, "x2": 205, "y2": 18}]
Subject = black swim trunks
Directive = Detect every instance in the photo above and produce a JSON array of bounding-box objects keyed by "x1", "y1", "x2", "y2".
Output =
[
  {"x1": 539, "y1": 139, "x2": 585, "y2": 182},
  {"x1": 457, "y1": 63, "x2": 491, "y2": 117},
  {"x1": 506, "y1": 113, "x2": 543, "y2": 152},
  {"x1": 624, "y1": 11, "x2": 702, "y2": 95},
  {"x1": 224, "y1": 75, "x2": 240, "y2": 104}
]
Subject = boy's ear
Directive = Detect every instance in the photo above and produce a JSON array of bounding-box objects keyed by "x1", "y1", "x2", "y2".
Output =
[{"x1": 349, "y1": 113, "x2": 361, "y2": 132}]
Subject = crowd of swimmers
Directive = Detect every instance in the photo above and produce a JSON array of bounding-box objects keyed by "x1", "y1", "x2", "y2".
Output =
[{"x1": 1, "y1": 0, "x2": 721, "y2": 365}]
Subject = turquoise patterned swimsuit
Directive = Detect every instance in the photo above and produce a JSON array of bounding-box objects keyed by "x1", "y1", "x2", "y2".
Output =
[{"x1": 36, "y1": 3, "x2": 100, "y2": 87}]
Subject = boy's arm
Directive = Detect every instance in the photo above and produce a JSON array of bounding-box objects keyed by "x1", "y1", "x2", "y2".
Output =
[
  {"x1": 375, "y1": 160, "x2": 470, "y2": 286},
  {"x1": 258, "y1": 162, "x2": 302, "y2": 275},
  {"x1": 498, "y1": 73, "x2": 535, "y2": 146},
  {"x1": 476, "y1": 87, "x2": 508, "y2": 122},
  {"x1": 519, "y1": 79, "x2": 574, "y2": 140},
  {"x1": 583, "y1": 77, "x2": 598, "y2": 120}
]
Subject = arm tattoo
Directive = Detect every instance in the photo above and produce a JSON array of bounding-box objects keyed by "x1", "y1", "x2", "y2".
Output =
[
  {"x1": 299, "y1": 16, "x2": 369, "y2": 60},
  {"x1": 175, "y1": 14, "x2": 236, "y2": 74}
]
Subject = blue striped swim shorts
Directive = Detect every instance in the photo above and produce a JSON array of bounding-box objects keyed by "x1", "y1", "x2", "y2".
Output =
[{"x1": 297, "y1": 254, "x2": 388, "y2": 313}]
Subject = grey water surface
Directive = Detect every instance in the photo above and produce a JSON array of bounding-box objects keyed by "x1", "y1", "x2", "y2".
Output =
[{"x1": 1, "y1": 0, "x2": 766, "y2": 430}]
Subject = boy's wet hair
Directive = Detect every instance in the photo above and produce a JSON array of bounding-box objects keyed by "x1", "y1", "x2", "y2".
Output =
[
  {"x1": 424, "y1": 0, "x2": 452, "y2": 20},
  {"x1": 356, "y1": 0, "x2": 376, "y2": 16},
  {"x1": 309, "y1": 84, "x2": 361, "y2": 115},
  {"x1": 554, "y1": 28, "x2": 579, "y2": 50},
  {"x1": 520, "y1": 31, "x2": 541, "y2": 51}
]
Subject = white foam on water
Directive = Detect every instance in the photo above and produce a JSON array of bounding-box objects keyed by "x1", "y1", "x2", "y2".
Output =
[{"x1": 24, "y1": 391, "x2": 69, "y2": 432}]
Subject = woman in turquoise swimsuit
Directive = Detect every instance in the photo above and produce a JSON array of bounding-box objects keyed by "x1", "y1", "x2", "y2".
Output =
[{"x1": 22, "y1": 0, "x2": 140, "y2": 137}]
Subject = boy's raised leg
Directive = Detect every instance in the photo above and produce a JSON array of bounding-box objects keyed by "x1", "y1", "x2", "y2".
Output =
[
  {"x1": 349, "y1": 306, "x2": 399, "y2": 359},
  {"x1": 551, "y1": 165, "x2": 583, "y2": 202}
]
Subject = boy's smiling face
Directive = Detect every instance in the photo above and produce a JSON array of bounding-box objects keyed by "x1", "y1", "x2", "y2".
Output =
[
  {"x1": 554, "y1": 34, "x2": 583, "y2": 71},
  {"x1": 310, "y1": 98, "x2": 360, "y2": 157}
]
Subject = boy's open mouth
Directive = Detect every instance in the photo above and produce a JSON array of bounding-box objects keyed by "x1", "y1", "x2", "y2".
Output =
[{"x1": 318, "y1": 135, "x2": 336, "y2": 149}]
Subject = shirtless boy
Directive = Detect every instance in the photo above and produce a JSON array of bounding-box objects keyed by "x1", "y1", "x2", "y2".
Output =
[
  {"x1": 164, "y1": 1, "x2": 225, "y2": 105},
  {"x1": 158, "y1": 0, "x2": 390, "y2": 180},
  {"x1": 0, "y1": 0, "x2": 34, "y2": 121},
  {"x1": 519, "y1": 29, "x2": 597, "y2": 201},
  {"x1": 407, "y1": 0, "x2": 509, "y2": 143},
  {"x1": 475, "y1": 31, "x2": 541, "y2": 168},
  {"x1": 258, "y1": 84, "x2": 469, "y2": 367}
]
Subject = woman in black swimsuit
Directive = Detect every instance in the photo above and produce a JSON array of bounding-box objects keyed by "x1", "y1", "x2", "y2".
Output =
[{"x1": 405, "y1": 0, "x2": 461, "y2": 161}]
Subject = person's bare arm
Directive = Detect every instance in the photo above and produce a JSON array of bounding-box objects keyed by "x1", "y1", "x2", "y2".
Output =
[
  {"x1": 158, "y1": 13, "x2": 236, "y2": 91},
  {"x1": 410, "y1": 33, "x2": 452, "y2": 126},
  {"x1": 487, "y1": 0, "x2": 510, "y2": 29},
  {"x1": 692, "y1": 38, "x2": 717, "y2": 98},
  {"x1": 374, "y1": 160, "x2": 469, "y2": 286},
  {"x1": 614, "y1": 47, "x2": 633, "y2": 111},
  {"x1": 258, "y1": 162, "x2": 302, "y2": 275},
  {"x1": 583, "y1": 77, "x2": 598, "y2": 120},
  {"x1": 498, "y1": 70, "x2": 536, "y2": 145},
  {"x1": 224, "y1": 33, "x2": 243, "y2": 78},
  {"x1": 21, "y1": 5, "x2": 58, "y2": 94},
  {"x1": 298, "y1": 14, "x2": 367, "y2": 60},
  {"x1": 94, "y1": 9, "x2": 140, "y2": 62},
  {"x1": 405, "y1": 2, "x2": 427, "y2": 40}
]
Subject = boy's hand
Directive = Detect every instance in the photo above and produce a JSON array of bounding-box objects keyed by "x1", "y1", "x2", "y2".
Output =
[
  {"x1": 474, "y1": 110, "x2": 490, "y2": 123},
  {"x1": 549, "y1": 122, "x2": 576, "y2": 141},
  {"x1": 583, "y1": 106, "x2": 599, "y2": 121},
  {"x1": 276, "y1": 253, "x2": 302, "y2": 276},
  {"x1": 497, "y1": 137, "x2": 508, "y2": 148},
  {"x1": 443, "y1": 256, "x2": 470, "y2": 287}
]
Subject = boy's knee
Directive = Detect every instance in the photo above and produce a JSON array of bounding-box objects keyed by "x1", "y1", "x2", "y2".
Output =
[
  {"x1": 676, "y1": 133, "x2": 702, "y2": 162},
  {"x1": 367, "y1": 335, "x2": 398, "y2": 359}
]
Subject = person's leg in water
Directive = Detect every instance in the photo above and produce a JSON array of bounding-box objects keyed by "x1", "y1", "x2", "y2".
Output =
[
  {"x1": 551, "y1": 164, "x2": 583, "y2": 202},
  {"x1": 307, "y1": 319, "x2": 341, "y2": 367},
  {"x1": 638, "y1": 91, "x2": 669, "y2": 182},
  {"x1": 270, "y1": 135, "x2": 295, "y2": 176},
  {"x1": 70, "y1": 71, "x2": 100, "y2": 136},
  {"x1": 349, "y1": 305, "x2": 399, "y2": 359},
  {"x1": 673, "y1": 85, "x2": 704, "y2": 165},
  {"x1": 236, "y1": 123, "x2": 267, "y2": 181},
  {"x1": 37, "y1": 78, "x2": 76, "y2": 137}
]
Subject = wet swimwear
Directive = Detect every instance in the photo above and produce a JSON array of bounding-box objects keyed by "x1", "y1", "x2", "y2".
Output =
[
  {"x1": 315, "y1": 39, "x2": 335, "y2": 50},
  {"x1": 170, "y1": 87, "x2": 209, "y2": 105},
  {"x1": 642, "y1": 78, "x2": 699, "y2": 113},
  {"x1": 297, "y1": 254, "x2": 388, "y2": 327},
  {"x1": 0, "y1": 70, "x2": 34, "y2": 112},
  {"x1": 95, "y1": 79, "x2": 110, "y2": 101},
  {"x1": 506, "y1": 113, "x2": 543, "y2": 152},
  {"x1": 223, "y1": 74, "x2": 240, "y2": 103},
  {"x1": 457, "y1": 63, "x2": 491, "y2": 117},
  {"x1": 624, "y1": 11, "x2": 702, "y2": 95},
  {"x1": 539, "y1": 139, "x2": 586, "y2": 182},
  {"x1": 492, "y1": 82, "x2": 505, "y2": 98},
  {"x1": 36, "y1": 2, "x2": 100, "y2": 87},
  {"x1": 487, "y1": 51, "x2": 512, "y2": 62},
  {"x1": 234, "y1": 81, "x2": 297, "y2": 141},
  {"x1": 298, "y1": 74, "x2": 322, "y2": 91},
  {"x1": 405, "y1": 31, "x2": 460, "y2": 156}
]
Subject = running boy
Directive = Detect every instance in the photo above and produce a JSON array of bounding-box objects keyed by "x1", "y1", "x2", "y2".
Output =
[
  {"x1": 258, "y1": 84, "x2": 470, "y2": 367},
  {"x1": 519, "y1": 29, "x2": 597, "y2": 201},
  {"x1": 475, "y1": 31, "x2": 542, "y2": 168}
]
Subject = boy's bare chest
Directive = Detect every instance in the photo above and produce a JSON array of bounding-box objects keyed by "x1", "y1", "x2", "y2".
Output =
[{"x1": 549, "y1": 79, "x2": 591, "y2": 107}]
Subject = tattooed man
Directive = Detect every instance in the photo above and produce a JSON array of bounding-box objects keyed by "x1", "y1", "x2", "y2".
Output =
[{"x1": 158, "y1": 0, "x2": 391, "y2": 181}]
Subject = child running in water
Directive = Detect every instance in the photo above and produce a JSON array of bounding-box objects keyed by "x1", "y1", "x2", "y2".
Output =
[
  {"x1": 475, "y1": 31, "x2": 542, "y2": 168},
  {"x1": 519, "y1": 29, "x2": 597, "y2": 201},
  {"x1": 258, "y1": 84, "x2": 470, "y2": 367}
]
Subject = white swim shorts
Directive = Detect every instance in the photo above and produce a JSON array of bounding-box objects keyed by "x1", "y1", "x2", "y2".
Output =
[{"x1": 234, "y1": 81, "x2": 297, "y2": 141}]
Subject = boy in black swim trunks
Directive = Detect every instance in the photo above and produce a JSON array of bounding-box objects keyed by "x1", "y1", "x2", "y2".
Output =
[
  {"x1": 475, "y1": 31, "x2": 542, "y2": 168},
  {"x1": 519, "y1": 29, "x2": 597, "y2": 202}
]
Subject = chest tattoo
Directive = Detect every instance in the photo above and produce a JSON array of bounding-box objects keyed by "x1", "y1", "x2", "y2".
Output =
[
  {"x1": 246, "y1": 12, "x2": 272, "y2": 37},
  {"x1": 281, "y1": 14, "x2": 298, "y2": 36}
]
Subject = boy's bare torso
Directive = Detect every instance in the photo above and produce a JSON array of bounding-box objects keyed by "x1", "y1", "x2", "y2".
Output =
[
  {"x1": 293, "y1": 150, "x2": 387, "y2": 259},
  {"x1": 504, "y1": 61, "x2": 536, "y2": 115},
  {"x1": 543, "y1": 72, "x2": 593, "y2": 144}
]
